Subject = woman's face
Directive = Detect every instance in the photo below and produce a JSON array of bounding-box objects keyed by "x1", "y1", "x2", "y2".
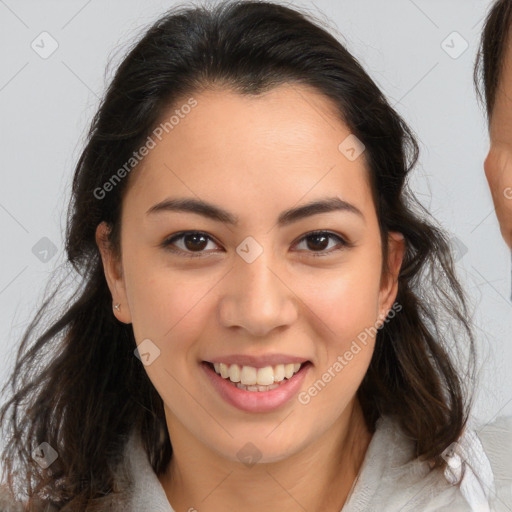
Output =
[{"x1": 97, "y1": 84, "x2": 404, "y2": 464}]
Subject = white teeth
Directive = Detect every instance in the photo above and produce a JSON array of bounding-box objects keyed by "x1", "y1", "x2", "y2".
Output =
[
  {"x1": 211, "y1": 361, "x2": 304, "y2": 386},
  {"x1": 274, "y1": 364, "x2": 285, "y2": 382},
  {"x1": 256, "y1": 366, "x2": 274, "y2": 386},
  {"x1": 284, "y1": 363, "x2": 295, "y2": 379},
  {"x1": 228, "y1": 364, "x2": 241, "y2": 383},
  {"x1": 240, "y1": 365, "x2": 257, "y2": 385},
  {"x1": 219, "y1": 363, "x2": 229, "y2": 379},
  {"x1": 236, "y1": 382, "x2": 280, "y2": 392}
]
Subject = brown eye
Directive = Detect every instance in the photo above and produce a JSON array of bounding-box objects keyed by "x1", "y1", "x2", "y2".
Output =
[
  {"x1": 294, "y1": 231, "x2": 350, "y2": 257},
  {"x1": 304, "y1": 233, "x2": 330, "y2": 251},
  {"x1": 181, "y1": 233, "x2": 209, "y2": 251},
  {"x1": 161, "y1": 231, "x2": 221, "y2": 257}
]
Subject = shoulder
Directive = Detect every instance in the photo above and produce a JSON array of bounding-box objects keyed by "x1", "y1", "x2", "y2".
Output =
[
  {"x1": 474, "y1": 415, "x2": 512, "y2": 509},
  {"x1": 365, "y1": 414, "x2": 510, "y2": 511},
  {"x1": 343, "y1": 416, "x2": 480, "y2": 511}
]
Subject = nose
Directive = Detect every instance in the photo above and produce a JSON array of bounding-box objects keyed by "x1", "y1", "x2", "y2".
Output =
[{"x1": 218, "y1": 251, "x2": 298, "y2": 337}]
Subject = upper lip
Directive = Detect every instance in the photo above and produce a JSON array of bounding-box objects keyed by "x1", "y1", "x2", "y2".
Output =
[{"x1": 204, "y1": 353, "x2": 310, "y2": 368}]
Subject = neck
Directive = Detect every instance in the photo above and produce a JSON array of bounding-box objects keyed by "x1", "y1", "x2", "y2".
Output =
[{"x1": 158, "y1": 398, "x2": 373, "y2": 512}]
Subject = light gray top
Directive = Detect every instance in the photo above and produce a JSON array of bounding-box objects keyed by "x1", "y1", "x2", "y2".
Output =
[
  {"x1": 1, "y1": 414, "x2": 510, "y2": 511},
  {"x1": 118, "y1": 414, "x2": 512, "y2": 512}
]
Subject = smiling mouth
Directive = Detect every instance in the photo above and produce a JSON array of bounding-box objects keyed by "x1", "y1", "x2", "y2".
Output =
[{"x1": 203, "y1": 361, "x2": 311, "y2": 392}]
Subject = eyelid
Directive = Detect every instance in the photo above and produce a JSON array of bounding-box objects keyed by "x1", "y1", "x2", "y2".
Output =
[{"x1": 161, "y1": 230, "x2": 353, "y2": 258}]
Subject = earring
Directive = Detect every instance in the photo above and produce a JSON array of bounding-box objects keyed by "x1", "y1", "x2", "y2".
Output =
[{"x1": 114, "y1": 303, "x2": 121, "y2": 312}]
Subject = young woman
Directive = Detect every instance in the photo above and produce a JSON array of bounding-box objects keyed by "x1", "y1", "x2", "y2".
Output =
[{"x1": 1, "y1": 1, "x2": 511, "y2": 511}]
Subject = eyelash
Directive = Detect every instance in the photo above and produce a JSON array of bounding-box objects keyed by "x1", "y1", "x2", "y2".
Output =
[{"x1": 160, "y1": 230, "x2": 352, "y2": 258}]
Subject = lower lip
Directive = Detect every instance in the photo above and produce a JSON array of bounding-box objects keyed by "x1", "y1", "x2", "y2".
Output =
[{"x1": 201, "y1": 361, "x2": 311, "y2": 413}]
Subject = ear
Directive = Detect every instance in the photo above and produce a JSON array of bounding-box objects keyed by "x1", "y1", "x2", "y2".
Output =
[
  {"x1": 95, "y1": 221, "x2": 132, "y2": 324},
  {"x1": 377, "y1": 231, "x2": 405, "y2": 322}
]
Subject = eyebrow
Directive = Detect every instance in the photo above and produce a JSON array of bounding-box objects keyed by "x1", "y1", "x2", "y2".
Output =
[{"x1": 146, "y1": 196, "x2": 365, "y2": 227}]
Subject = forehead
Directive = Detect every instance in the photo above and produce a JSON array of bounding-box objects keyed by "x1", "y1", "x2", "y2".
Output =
[{"x1": 124, "y1": 84, "x2": 374, "y2": 217}]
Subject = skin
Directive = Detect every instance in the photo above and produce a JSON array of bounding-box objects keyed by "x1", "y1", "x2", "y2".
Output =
[
  {"x1": 96, "y1": 83, "x2": 405, "y2": 512},
  {"x1": 484, "y1": 29, "x2": 512, "y2": 249}
]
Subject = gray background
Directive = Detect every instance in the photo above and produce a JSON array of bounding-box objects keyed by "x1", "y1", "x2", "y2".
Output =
[{"x1": 1, "y1": 0, "x2": 510, "y2": 438}]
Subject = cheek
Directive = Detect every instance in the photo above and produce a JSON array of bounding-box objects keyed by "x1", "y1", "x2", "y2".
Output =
[
  {"x1": 299, "y1": 259, "x2": 382, "y2": 410},
  {"x1": 123, "y1": 259, "x2": 215, "y2": 405},
  {"x1": 308, "y1": 254, "x2": 382, "y2": 338},
  {"x1": 125, "y1": 260, "x2": 210, "y2": 347}
]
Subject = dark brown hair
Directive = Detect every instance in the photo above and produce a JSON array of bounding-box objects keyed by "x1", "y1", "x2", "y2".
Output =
[
  {"x1": 0, "y1": 1, "x2": 477, "y2": 510},
  {"x1": 474, "y1": 0, "x2": 512, "y2": 121}
]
